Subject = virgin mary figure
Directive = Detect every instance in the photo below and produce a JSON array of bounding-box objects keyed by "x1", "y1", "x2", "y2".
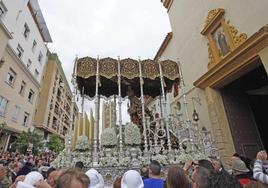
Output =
[{"x1": 217, "y1": 30, "x2": 229, "y2": 56}]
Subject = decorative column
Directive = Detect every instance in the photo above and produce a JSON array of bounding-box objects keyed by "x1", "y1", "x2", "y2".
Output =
[
  {"x1": 138, "y1": 58, "x2": 148, "y2": 152},
  {"x1": 117, "y1": 57, "x2": 123, "y2": 156},
  {"x1": 158, "y1": 60, "x2": 172, "y2": 152},
  {"x1": 92, "y1": 56, "x2": 100, "y2": 166}
]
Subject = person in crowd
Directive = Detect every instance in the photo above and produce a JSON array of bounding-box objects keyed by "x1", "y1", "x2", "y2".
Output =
[
  {"x1": 208, "y1": 156, "x2": 225, "y2": 172},
  {"x1": 140, "y1": 166, "x2": 149, "y2": 180},
  {"x1": 17, "y1": 157, "x2": 35, "y2": 176},
  {"x1": 227, "y1": 153, "x2": 242, "y2": 174},
  {"x1": 244, "y1": 181, "x2": 267, "y2": 188},
  {"x1": 8, "y1": 161, "x2": 23, "y2": 182},
  {"x1": 16, "y1": 171, "x2": 44, "y2": 188},
  {"x1": 166, "y1": 165, "x2": 191, "y2": 188},
  {"x1": 9, "y1": 175, "x2": 25, "y2": 188},
  {"x1": 253, "y1": 150, "x2": 268, "y2": 185},
  {"x1": 75, "y1": 161, "x2": 84, "y2": 170},
  {"x1": 85, "y1": 168, "x2": 105, "y2": 188},
  {"x1": 34, "y1": 170, "x2": 65, "y2": 188},
  {"x1": 121, "y1": 170, "x2": 143, "y2": 188},
  {"x1": 207, "y1": 169, "x2": 243, "y2": 188},
  {"x1": 0, "y1": 164, "x2": 11, "y2": 188},
  {"x1": 232, "y1": 159, "x2": 253, "y2": 186},
  {"x1": 113, "y1": 176, "x2": 122, "y2": 188},
  {"x1": 55, "y1": 168, "x2": 89, "y2": 188},
  {"x1": 143, "y1": 160, "x2": 164, "y2": 188},
  {"x1": 191, "y1": 166, "x2": 211, "y2": 188},
  {"x1": 183, "y1": 159, "x2": 214, "y2": 176},
  {"x1": 198, "y1": 159, "x2": 215, "y2": 173},
  {"x1": 46, "y1": 167, "x2": 61, "y2": 188}
]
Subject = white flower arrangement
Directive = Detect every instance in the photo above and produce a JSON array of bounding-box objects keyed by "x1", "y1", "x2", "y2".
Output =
[
  {"x1": 192, "y1": 152, "x2": 207, "y2": 161},
  {"x1": 120, "y1": 156, "x2": 131, "y2": 167},
  {"x1": 101, "y1": 128, "x2": 117, "y2": 148},
  {"x1": 175, "y1": 153, "x2": 193, "y2": 163},
  {"x1": 75, "y1": 135, "x2": 90, "y2": 151},
  {"x1": 124, "y1": 123, "x2": 141, "y2": 146},
  {"x1": 152, "y1": 154, "x2": 169, "y2": 165},
  {"x1": 51, "y1": 149, "x2": 68, "y2": 168},
  {"x1": 99, "y1": 156, "x2": 118, "y2": 167}
]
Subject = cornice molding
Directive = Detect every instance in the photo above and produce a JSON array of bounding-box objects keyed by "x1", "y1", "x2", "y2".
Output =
[
  {"x1": 162, "y1": 0, "x2": 173, "y2": 9},
  {"x1": 0, "y1": 20, "x2": 13, "y2": 39},
  {"x1": 154, "y1": 32, "x2": 173, "y2": 60}
]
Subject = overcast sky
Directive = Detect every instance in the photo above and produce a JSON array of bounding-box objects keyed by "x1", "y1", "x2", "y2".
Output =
[{"x1": 38, "y1": 0, "x2": 171, "y2": 123}]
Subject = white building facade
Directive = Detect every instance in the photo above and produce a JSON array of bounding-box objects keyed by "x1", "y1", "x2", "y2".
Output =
[
  {"x1": 157, "y1": 0, "x2": 268, "y2": 161},
  {"x1": 1, "y1": 0, "x2": 52, "y2": 83},
  {"x1": 0, "y1": 0, "x2": 51, "y2": 152}
]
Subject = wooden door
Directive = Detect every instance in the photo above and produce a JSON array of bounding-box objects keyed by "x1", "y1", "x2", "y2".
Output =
[{"x1": 221, "y1": 89, "x2": 263, "y2": 159}]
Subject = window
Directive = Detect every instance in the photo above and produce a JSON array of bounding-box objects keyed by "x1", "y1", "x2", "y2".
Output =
[
  {"x1": 0, "y1": 96, "x2": 8, "y2": 117},
  {"x1": 34, "y1": 69, "x2": 39, "y2": 78},
  {"x1": 38, "y1": 52, "x2": 43, "y2": 63},
  {"x1": 19, "y1": 81, "x2": 26, "y2": 95},
  {"x1": 16, "y1": 44, "x2": 24, "y2": 58},
  {"x1": 0, "y1": 2, "x2": 7, "y2": 18},
  {"x1": 23, "y1": 23, "x2": 30, "y2": 38},
  {"x1": 22, "y1": 112, "x2": 29, "y2": 126},
  {"x1": 27, "y1": 59, "x2": 32, "y2": 68},
  {"x1": 6, "y1": 69, "x2": 16, "y2": 86},
  {"x1": 28, "y1": 90, "x2": 34, "y2": 103},
  {"x1": 11, "y1": 105, "x2": 20, "y2": 122},
  {"x1": 32, "y1": 40, "x2": 37, "y2": 52}
]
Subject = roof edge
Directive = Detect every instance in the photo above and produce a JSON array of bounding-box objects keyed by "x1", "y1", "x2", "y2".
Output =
[
  {"x1": 28, "y1": 0, "x2": 52, "y2": 43},
  {"x1": 154, "y1": 32, "x2": 173, "y2": 60}
]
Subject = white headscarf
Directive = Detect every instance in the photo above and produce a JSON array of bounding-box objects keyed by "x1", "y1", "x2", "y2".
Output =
[
  {"x1": 85, "y1": 168, "x2": 105, "y2": 188},
  {"x1": 16, "y1": 171, "x2": 44, "y2": 188},
  {"x1": 121, "y1": 170, "x2": 144, "y2": 188}
]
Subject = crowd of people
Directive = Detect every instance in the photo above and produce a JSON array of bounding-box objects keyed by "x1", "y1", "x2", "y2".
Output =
[{"x1": 0, "y1": 150, "x2": 267, "y2": 188}]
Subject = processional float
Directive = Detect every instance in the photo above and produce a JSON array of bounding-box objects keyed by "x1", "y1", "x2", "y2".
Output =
[{"x1": 61, "y1": 56, "x2": 216, "y2": 172}]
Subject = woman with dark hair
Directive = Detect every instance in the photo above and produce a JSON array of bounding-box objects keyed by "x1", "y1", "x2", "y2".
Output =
[
  {"x1": 166, "y1": 165, "x2": 191, "y2": 188},
  {"x1": 207, "y1": 170, "x2": 243, "y2": 188}
]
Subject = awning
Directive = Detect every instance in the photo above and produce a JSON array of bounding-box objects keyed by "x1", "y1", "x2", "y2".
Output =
[{"x1": 76, "y1": 57, "x2": 180, "y2": 98}]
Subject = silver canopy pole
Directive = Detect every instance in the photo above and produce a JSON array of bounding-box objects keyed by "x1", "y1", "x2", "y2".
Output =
[
  {"x1": 158, "y1": 59, "x2": 172, "y2": 152},
  {"x1": 117, "y1": 56, "x2": 123, "y2": 156},
  {"x1": 177, "y1": 61, "x2": 192, "y2": 139},
  {"x1": 81, "y1": 87, "x2": 85, "y2": 135},
  {"x1": 138, "y1": 58, "x2": 148, "y2": 152},
  {"x1": 92, "y1": 56, "x2": 100, "y2": 166}
]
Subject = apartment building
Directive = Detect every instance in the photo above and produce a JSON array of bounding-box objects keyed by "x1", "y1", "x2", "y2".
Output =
[
  {"x1": 0, "y1": 0, "x2": 51, "y2": 152},
  {"x1": 34, "y1": 53, "x2": 78, "y2": 140}
]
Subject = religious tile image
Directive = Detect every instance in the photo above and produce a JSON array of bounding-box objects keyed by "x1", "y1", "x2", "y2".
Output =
[{"x1": 212, "y1": 26, "x2": 230, "y2": 57}]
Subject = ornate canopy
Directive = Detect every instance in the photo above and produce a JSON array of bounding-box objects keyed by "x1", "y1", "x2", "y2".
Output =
[{"x1": 76, "y1": 57, "x2": 180, "y2": 98}]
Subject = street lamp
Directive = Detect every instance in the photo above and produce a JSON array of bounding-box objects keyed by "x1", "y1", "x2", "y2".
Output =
[
  {"x1": 192, "y1": 109, "x2": 199, "y2": 122},
  {"x1": 191, "y1": 97, "x2": 201, "y2": 122}
]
